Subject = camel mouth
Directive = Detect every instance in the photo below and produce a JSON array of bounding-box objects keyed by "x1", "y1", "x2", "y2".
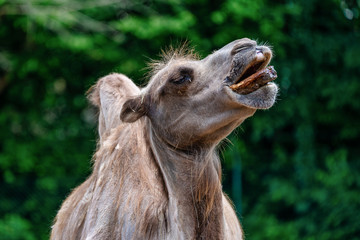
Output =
[
  {"x1": 224, "y1": 47, "x2": 279, "y2": 109},
  {"x1": 229, "y1": 58, "x2": 277, "y2": 95}
]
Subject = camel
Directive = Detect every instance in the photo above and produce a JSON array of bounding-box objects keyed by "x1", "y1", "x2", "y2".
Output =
[{"x1": 51, "y1": 38, "x2": 278, "y2": 240}]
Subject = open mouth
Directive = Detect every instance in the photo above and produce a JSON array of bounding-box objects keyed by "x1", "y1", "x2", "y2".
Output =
[{"x1": 229, "y1": 58, "x2": 277, "y2": 95}]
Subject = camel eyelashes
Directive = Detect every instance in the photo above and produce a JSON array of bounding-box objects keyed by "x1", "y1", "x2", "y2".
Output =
[
  {"x1": 170, "y1": 67, "x2": 194, "y2": 85},
  {"x1": 172, "y1": 74, "x2": 192, "y2": 85}
]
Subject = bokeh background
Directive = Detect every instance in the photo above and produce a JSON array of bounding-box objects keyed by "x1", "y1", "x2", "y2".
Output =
[{"x1": 1, "y1": 0, "x2": 359, "y2": 239}]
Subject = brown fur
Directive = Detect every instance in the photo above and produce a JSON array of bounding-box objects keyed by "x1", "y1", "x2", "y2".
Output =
[{"x1": 51, "y1": 38, "x2": 278, "y2": 240}]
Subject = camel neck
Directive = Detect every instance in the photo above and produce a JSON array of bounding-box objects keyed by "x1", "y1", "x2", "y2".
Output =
[{"x1": 147, "y1": 122, "x2": 224, "y2": 239}]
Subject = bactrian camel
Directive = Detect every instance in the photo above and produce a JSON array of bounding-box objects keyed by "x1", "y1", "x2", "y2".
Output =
[{"x1": 51, "y1": 38, "x2": 278, "y2": 240}]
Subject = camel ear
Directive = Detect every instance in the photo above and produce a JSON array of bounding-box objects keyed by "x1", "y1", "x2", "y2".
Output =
[
  {"x1": 87, "y1": 73, "x2": 140, "y2": 138},
  {"x1": 120, "y1": 96, "x2": 147, "y2": 123}
]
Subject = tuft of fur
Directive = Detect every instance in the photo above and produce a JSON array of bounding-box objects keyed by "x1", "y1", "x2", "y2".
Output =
[{"x1": 145, "y1": 42, "x2": 200, "y2": 80}]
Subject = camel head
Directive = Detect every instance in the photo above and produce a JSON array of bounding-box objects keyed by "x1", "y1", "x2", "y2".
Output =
[{"x1": 120, "y1": 38, "x2": 278, "y2": 148}]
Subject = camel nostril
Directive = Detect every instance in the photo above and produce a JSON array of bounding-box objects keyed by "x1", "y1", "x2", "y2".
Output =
[{"x1": 231, "y1": 43, "x2": 254, "y2": 55}]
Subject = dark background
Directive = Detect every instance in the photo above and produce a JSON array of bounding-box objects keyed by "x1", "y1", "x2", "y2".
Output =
[{"x1": 0, "y1": 0, "x2": 359, "y2": 239}]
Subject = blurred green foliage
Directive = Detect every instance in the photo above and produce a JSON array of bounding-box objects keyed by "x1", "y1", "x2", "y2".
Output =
[{"x1": 0, "y1": 0, "x2": 359, "y2": 239}]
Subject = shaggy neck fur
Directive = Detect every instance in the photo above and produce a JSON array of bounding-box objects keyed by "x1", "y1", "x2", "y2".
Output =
[{"x1": 147, "y1": 119, "x2": 224, "y2": 239}]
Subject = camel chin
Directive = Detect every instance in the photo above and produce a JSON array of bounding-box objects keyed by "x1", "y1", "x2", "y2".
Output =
[{"x1": 227, "y1": 82, "x2": 279, "y2": 109}]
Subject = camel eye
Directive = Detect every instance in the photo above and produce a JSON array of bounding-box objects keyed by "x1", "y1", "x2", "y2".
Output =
[
  {"x1": 168, "y1": 67, "x2": 194, "y2": 85},
  {"x1": 173, "y1": 74, "x2": 192, "y2": 85}
]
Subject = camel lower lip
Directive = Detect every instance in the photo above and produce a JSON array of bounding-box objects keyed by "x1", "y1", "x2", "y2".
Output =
[{"x1": 230, "y1": 66, "x2": 277, "y2": 95}]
